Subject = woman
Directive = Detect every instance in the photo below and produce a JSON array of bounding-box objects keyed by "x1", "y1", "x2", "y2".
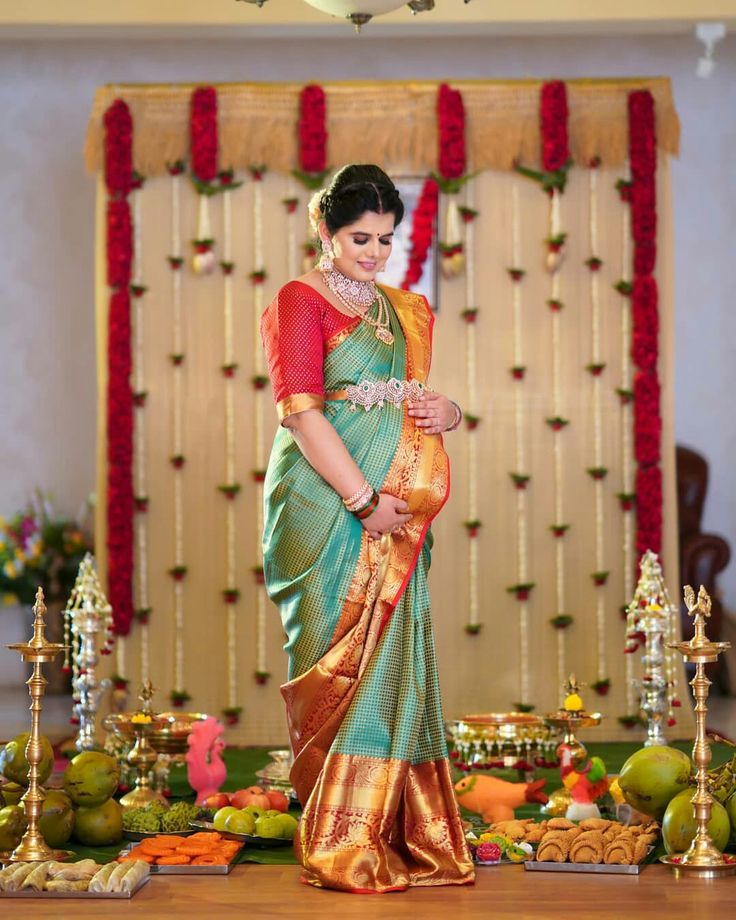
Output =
[{"x1": 261, "y1": 164, "x2": 474, "y2": 893}]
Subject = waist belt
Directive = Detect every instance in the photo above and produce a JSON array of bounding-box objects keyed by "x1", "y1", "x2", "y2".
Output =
[{"x1": 325, "y1": 377, "x2": 427, "y2": 411}]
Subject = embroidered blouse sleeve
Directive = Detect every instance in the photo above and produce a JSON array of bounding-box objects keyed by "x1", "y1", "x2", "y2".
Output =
[{"x1": 261, "y1": 283, "x2": 325, "y2": 423}]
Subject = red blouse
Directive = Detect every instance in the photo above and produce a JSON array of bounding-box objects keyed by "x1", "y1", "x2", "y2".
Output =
[{"x1": 261, "y1": 280, "x2": 358, "y2": 421}]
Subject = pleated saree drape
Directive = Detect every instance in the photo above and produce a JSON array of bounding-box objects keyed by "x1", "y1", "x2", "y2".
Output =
[{"x1": 262, "y1": 286, "x2": 474, "y2": 892}]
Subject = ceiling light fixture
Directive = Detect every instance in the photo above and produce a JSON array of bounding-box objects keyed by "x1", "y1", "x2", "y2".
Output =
[{"x1": 236, "y1": 1, "x2": 441, "y2": 32}]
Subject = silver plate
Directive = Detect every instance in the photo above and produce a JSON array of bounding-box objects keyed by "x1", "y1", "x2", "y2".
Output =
[
  {"x1": 0, "y1": 875, "x2": 150, "y2": 899},
  {"x1": 524, "y1": 859, "x2": 648, "y2": 875},
  {"x1": 118, "y1": 842, "x2": 241, "y2": 875},
  {"x1": 189, "y1": 819, "x2": 293, "y2": 848}
]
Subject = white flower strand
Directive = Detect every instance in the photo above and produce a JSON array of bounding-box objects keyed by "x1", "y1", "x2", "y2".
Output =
[
  {"x1": 620, "y1": 162, "x2": 636, "y2": 709},
  {"x1": 223, "y1": 186, "x2": 238, "y2": 712},
  {"x1": 551, "y1": 188, "x2": 566, "y2": 692},
  {"x1": 557, "y1": 628, "x2": 566, "y2": 708},
  {"x1": 197, "y1": 192, "x2": 212, "y2": 243},
  {"x1": 465, "y1": 179, "x2": 479, "y2": 630},
  {"x1": 171, "y1": 172, "x2": 185, "y2": 693},
  {"x1": 132, "y1": 187, "x2": 150, "y2": 683},
  {"x1": 589, "y1": 167, "x2": 606, "y2": 683},
  {"x1": 512, "y1": 178, "x2": 530, "y2": 701},
  {"x1": 253, "y1": 178, "x2": 267, "y2": 675}
]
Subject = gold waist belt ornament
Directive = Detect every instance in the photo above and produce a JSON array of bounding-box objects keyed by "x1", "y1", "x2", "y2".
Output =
[{"x1": 326, "y1": 377, "x2": 428, "y2": 411}]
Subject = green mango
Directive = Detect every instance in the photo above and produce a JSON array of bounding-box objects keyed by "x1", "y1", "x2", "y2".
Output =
[
  {"x1": 724, "y1": 791, "x2": 736, "y2": 848},
  {"x1": 254, "y1": 814, "x2": 283, "y2": 839},
  {"x1": 0, "y1": 733, "x2": 54, "y2": 787},
  {"x1": 73, "y1": 798, "x2": 123, "y2": 846},
  {"x1": 37, "y1": 790, "x2": 75, "y2": 847},
  {"x1": 0, "y1": 805, "x2": 28, "y2": 852},
  {"x1": 63, "y1": 751, "x2": 119, "y2": 807},
  {"x1": 0, "y1": 783, "x2": 24, "y2": 806}
]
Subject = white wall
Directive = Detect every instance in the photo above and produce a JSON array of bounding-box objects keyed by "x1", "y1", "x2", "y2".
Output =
[{"x1": 1, "y1": 32, "x2": 735, "y2": 608}]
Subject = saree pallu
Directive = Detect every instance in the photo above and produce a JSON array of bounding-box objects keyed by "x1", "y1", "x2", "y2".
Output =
[{"x1": 263, "y1": 286, "x2": 474, "y2": 893}]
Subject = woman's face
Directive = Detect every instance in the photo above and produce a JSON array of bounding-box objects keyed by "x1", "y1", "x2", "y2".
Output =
[{"x1": 322, "y1": 211, "x2": 396, "y2": 281}]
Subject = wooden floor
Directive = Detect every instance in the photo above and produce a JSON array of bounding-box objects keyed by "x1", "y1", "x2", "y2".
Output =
[{"x1": 6, "y1": 863, "x2": 736, "y2": 919}]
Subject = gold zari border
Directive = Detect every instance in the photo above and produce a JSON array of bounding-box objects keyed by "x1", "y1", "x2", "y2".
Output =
[{"x1": 276, "y1": 392, "x2": 324, "y2": 424}]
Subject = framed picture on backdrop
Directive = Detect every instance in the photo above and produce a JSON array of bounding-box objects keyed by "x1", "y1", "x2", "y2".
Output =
[{"x1": 380, "y1": 176, "x2": 438, "y2": 308}]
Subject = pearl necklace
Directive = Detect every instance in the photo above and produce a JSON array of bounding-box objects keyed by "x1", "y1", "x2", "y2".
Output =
[{"x1": 320, "y1": 265, "x2": 394, "y2": 345}]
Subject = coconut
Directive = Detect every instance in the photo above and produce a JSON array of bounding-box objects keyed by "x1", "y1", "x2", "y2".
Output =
[{"x1": 618, "y1": 745, "x2": 692, "y2": 820}]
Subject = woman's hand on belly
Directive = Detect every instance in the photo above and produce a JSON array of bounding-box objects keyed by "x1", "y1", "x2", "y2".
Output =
[
  {"x1": 408, "y1": 392, "x2": 456, "y2": 434},
  {"x1": 361, "y1": 493, "x2": 412, "y2": 540}
]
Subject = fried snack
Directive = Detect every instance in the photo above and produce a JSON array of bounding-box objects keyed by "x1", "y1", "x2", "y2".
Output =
[
  {"x1": 0, "y1": 863, "x2": 26, "y2": 892},
  {"x1": 46, "y1": 879, "x2": 90, "y2": 892},
  {"x1": 524, "y1": 823, "x2": 548, "y2": 844},
  {"x1": 89, "y1": 863, "x2": 117, "y2": 893},
  {"x1": 536, "y1": 832, "x2": 572, "y2": 862},
  {"x1": 106, "y1": 861, "x2": 136, "y2": 893},
  {"x1": 3, "y1": 863, "x2": 37, "y2": 892},
  {"x1": 150, "y1": 835, "x2": 188, "y2": 846},
  {"x1": 178, "y1": 843, "x2": 214, "y2": 857},
  {"x1": 579, "y1": 818, "x2": 611, "y2": 832},
  {"x1": 601, "y1": 828, "x2": 619, "y2": 846},
  {"x1": 139, "y1": 840, "x2": 176, "y2": 857},
  {"x1": 189, "y1": 831, "x2": 222, "y2": 843},
  {"x1": 490, "y1": 820, "x2": 527, "y2": 841},
  {"x1": 120, "y1": 861, "x2": 149, "y2": 893},
  {"x1": 633, "y1": 836, "x2": 652, "y2": 865},
  {"x1": 565, "y1": 826, "x2": 583, "y2": 841},
  {"x1": 51, "y1": 859, "x2": 99, "y2": 881},
  {"x1": 547, "y1": 817, "x2": 575, "y2": 831},
  {"x1": 156, "y1": 854, "x2": 191, "y2": 865},
  {"x1": 603, "y1": 835, "x2": 635, "y2": 865},
  {"x1": 569, "y1": 831, "x2": 605, "y2": 864},
  {"x1": 22, "y1": 862, "x2": 53, "y2": 891}
]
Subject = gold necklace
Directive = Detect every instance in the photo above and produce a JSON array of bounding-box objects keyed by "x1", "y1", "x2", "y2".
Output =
[{"x1": 321, "y1": 267, "x2": 394, "y2": 345}]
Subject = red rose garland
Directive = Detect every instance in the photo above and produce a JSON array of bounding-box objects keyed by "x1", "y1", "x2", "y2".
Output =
[
  {"x1": 294, "y1": 84, "x2": 329, "y2": 188},
  {"x1": 628, "y1": 90, "x2": 661, "y2": 554},
  {"x1": 103, "y1": 100, "x2": 133, "y2": 198},
  {"x1": 437, "y1": 83, "x2": 466, "y2": 182},
  {"x1": 401, "y1": 177, "x2": 438, "y2": 289},
  {"x1": 104, "y1": 99, "x2": 135, "y2": 638},
  {"x1": 540, "y1": 81, "x2": 569, "y2": 172},
  {"x1": 190, "y1": 86, "x2": 218, "y2": 182}
]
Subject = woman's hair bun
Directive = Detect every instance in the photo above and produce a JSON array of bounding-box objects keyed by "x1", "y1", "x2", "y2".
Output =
[{"x1": 307, "y1": 164, "x2": 404, "y2": 235}]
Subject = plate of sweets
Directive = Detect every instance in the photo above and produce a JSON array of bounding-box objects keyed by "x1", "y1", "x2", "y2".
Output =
[
  {"x1": 465, "y1": 830, "x2": 534, "y2": 866},
  {"x1": 0, "y1": 858, "x2": 150, "y2": 899},
  {"x1": 118, "y1": 831, "x2": 243, "y2": 875}
]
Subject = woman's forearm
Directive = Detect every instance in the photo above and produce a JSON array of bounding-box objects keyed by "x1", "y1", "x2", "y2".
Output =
[{"x1": 284, "y1": 409, "x2": 368, "y2": 500}]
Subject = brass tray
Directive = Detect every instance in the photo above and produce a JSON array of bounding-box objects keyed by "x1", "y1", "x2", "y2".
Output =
[
  {"x1": 119, "y1": 842, "x2": 242, "y2": 875},
  {"x1": 189, "y1": 819, "x2": 293, "y2": 849},
  {"x1": 0, "y1": 876, "x2": 150, "y2": 899}
]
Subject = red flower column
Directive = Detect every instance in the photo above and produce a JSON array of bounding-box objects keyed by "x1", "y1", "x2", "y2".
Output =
[
  {"x1": 628, "y1": 91, "x2": 661, "y2": 555},
  {"x1": 104, "y1": 99, "x2": 135, "y2": 639}
]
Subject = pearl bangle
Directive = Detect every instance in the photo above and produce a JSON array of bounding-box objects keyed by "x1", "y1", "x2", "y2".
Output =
[{"x1": 343, "y1": 480, "x2": 373, "y2": 512}]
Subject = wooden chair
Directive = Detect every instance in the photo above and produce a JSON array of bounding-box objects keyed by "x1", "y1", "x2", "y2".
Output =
[{"x1": 676, "y1": 445, "x2": 732, "y2": 693}]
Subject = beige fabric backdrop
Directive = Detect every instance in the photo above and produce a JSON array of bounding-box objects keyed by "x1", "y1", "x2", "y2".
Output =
[{"x1": 95, "y1": 162, "x2": 691, "y2": 745}]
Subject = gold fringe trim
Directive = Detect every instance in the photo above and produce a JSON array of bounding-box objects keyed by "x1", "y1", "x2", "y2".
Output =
[{"x1": 85, "y1": 78, "x2": 679, "y2": 178}]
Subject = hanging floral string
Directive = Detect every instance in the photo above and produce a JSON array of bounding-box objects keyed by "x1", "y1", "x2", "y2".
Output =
[
  {"x1": 250, "y1": 171, "x2": 270, "y2": 686},
  {"x1": 509, "y1": 178, "x2": 532, "y2": 707},
  {"x1": 131, "y1": 173, "x2": 151, "y2": 682},
  {"x1": 400, "y1": 177, "x2": 438, "y2": 290},
  {"x1": 218, "y1": 179, "x2": 239, "y2": 724},
  {"x1": 616, "y1": 164, "x2": 637, "y2": 712},
  {"x1": 462, "y1": 174, "x2": 480, "y2": 636},
  {"x1": 190, "y1": 86, "x2": 218, "y2": 274},
  {"x1": 628, "y1": 90, "x2": 661, "y2": 556},
  {"x1": 436, "y1": 83, "x2": 467, "y2": 279},
  {"x1": 168, "y1": 158, "x2": 187, "y2": 707},
  {"x1": 104, "y1": 99, "x2": 135, "y2": 652},
  {"x1": 517, "y1": 81, "x2": 573, "y2": 704},
  {"x1": 585, "y1": 160, "x2": 610, "y2": 694}
]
